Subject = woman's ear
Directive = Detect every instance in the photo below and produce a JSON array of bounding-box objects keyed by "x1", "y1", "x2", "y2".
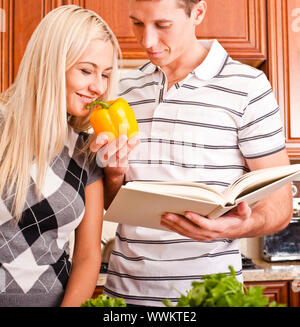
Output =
[{"x1": 192, "y1": 0, "x2": 207, "y2": 26}]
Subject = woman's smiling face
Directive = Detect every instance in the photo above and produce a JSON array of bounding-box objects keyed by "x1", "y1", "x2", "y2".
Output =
[{"x1": 65, "y1": 39, "x2": 114, "y2": 117}]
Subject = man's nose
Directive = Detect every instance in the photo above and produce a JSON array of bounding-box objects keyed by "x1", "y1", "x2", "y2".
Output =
[{"x1": 141, "y1": 26, "x2": 158, "y2": 49}]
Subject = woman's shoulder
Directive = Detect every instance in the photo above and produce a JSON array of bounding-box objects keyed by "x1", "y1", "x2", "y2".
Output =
[
  {"x1": 67, "y1": 126, "x2": 90, "y2": 148},
  {"x1": 67, "y1": 127, "x2": 103, "y2": 183}
]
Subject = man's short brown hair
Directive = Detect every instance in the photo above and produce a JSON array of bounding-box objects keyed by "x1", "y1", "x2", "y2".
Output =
[{"x1": 176, "y1": 0, "x2": 201, "y2": 17}]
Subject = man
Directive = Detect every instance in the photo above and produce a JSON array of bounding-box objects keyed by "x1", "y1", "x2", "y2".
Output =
[{"x1": 91, "y1": 0, "x2": 292, "y2": 306}]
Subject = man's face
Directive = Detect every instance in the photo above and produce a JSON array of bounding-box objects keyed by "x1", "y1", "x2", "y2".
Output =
[{"x1": 128, "y1": 0, "x2": 197, "y2": 68}]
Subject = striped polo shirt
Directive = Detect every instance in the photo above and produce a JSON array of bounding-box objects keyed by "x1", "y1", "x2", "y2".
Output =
[{"x1": 104, "y1": 39, "x2": 286, "y2": 306}]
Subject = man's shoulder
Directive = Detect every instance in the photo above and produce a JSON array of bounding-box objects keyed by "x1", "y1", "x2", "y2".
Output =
[
  {"x1": 120, "y1": 62, "x2": 154, "y2": 81},
  {"x1": 118, "y1": 61, "x2": 155, "y2": 95},
  {"x1": 221, "y1": 57, "x2": 263, "y2": 79}
]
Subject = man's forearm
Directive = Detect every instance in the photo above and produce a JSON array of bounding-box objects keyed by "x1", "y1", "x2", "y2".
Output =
[
  {"x1": 244, "y1": 183, "x2": 293, "y2": 237},
  {"x1": 103, "y1": 171, "x2": 125, "y2": 210}
]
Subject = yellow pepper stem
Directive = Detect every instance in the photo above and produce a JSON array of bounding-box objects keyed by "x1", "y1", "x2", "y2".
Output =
[{"x1": 86, "y1": 100, "x2": 110, "y2": 110}]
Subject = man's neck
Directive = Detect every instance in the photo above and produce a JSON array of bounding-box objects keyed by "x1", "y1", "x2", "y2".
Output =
[{"x1": 162, "y1": 42, "x2": 209, "y2": 90}]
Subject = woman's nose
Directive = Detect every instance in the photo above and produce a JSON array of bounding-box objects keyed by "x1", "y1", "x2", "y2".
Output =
[{"x1": 89, "y1": 76, "x2": 107, "y2": 96}]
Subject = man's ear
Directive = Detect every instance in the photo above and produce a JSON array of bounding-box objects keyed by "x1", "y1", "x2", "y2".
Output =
[{"x1": 191, "y1": 0, "x2": 207, "y2": 26}]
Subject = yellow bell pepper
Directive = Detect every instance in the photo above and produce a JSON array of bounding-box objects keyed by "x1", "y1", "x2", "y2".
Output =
[{"x1": 87, "y1": 98, "x2": 138, "y2": 140}]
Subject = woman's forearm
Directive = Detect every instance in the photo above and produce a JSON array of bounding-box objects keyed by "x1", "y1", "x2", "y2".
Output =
[{"x1": 60, "y1": 255, "x2": 101, "y2": 307}]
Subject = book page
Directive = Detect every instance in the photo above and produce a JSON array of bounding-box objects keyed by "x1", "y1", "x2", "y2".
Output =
[
  {"x1": 223, "y1": 164, "x2": 300, "y2": 204},
  {"x1": 125, "y1": 181, "x2": 226, "y2": 206},
  {"x1": 104, "y1": 188, "x2": 225, "y2": 230}
]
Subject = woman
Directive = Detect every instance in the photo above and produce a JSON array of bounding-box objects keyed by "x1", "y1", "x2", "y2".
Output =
[{"x1": 0, "y1": 5, "x2": 120, "y2": 307}]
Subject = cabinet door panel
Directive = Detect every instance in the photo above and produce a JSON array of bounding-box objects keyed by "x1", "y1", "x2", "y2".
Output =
[
  {"x1": 196, "y1": 0, "x2": 267, "y2": 63},
  {"x1": 13, "y1": 0, "x2": 43, "y2": 79},
  {"x1": 0, "y1": 0, "x2": 11, "y2": 91},
  {"x1": 92, "y1": 286, "x2": 103, "y2": 299},
  {"x1": 289, "y1": 280, "x2": 300, "y2": 307},
  {"x1": 0, "y1": 0, "x2": 44, "y2": 91},
  {"x1": 268, "y1": 0, "x2": 300, "y2": 157},
  {"x1": 245, "y1": 281, "x2": 289, "y2": 306},
  {"x1": 287, "y1": 1, "x2": 300, "y2": 140},
  {"x1": 85, "y1": 0, "x2": 132, "y2": 37},
  {"x1": 84, "y1": 0, "x2": 141, "y2": 58}
]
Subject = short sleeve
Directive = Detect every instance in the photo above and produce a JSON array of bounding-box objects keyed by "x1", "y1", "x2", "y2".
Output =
[
  {"x1": 86, "y1": 155, "x2": 104, "y2": 186},
  {"x1": 238, "y1": 73, "x2": 286, "y2": 159}
]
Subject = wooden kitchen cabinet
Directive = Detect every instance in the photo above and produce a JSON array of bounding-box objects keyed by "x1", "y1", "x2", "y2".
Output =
[
  {"x1": 93, "y1": 281, "x2": 300, "y2": 306},
  {"x1": 289, "y1": 280, "x2": 300, "y2": 307},
  {"x1": 86, "y1": 0, "x2": 267, "y2": 65},
  {"x1": 0, "y1": 0, "x2": 267, "y2": 92},
  {"x1": 245, "y1": 280, "x2": 300, "y2": 307},
  {"x1": 267, "y1": 0, "x2": 300, "y2": 158},
  {"x1": 92, "y1": 286, "x2": 104, "y2": 299},
  {"x1": 92, "y1": 282, "x2": 299, "y2": 306},
  {"x1": 244, "y1": 281, "x2": 289, "y2": 306}
]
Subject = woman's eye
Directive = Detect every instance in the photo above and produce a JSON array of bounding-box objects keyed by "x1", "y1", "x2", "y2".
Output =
[{"x1": 80, "y1": 69, "x2": 92, "y2": 75}]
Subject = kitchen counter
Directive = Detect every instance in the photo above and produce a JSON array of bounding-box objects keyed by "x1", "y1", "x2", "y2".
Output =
[
  {"x1": 96, "y1": 259, "x2": 300, "y2": 287},
  {"x1": 243, "y1": 258, "x2": 300, "y2": 282}
]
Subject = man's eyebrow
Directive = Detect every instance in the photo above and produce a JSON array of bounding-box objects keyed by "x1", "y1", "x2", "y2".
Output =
[
  {"x1": 129, "y1": 15, "x2": 172, "y2": 23},
  {"x1": 129, "y1": 15, "x2": 139, "y2": 21}
]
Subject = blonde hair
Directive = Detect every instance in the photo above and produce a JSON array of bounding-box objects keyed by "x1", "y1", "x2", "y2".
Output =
[{"x1": 0, "y1": 5, "x2": 121, "y2": 221}]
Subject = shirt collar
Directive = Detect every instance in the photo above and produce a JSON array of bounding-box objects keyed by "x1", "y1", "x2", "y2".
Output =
[
  {"x1": 138, "y1": 39, "x2": 229, "y2": 80},
  {"x1": 193, "y1": 39, "x2": 229, "y2": 80},
  {"x1": 138, "y1": 61, "x2": 157, "y2": 75}
]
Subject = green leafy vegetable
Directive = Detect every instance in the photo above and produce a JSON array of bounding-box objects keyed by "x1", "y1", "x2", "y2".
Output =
[
  {"x1": 81, "y1": 294, "x2": 127, "y2": 307},
  {"x1": 162, "y1": 266, "x2": 286, "y2": 307}
]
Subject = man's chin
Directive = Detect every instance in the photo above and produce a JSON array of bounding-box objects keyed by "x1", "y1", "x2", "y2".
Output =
[{"x1": 149, "y1": 57, "x2": 168, "y2": 67}]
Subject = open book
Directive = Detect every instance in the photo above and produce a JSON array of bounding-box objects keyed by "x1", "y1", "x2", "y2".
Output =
[{"x1": 103, "y1": 164, "x2": 300, "y2": 231}]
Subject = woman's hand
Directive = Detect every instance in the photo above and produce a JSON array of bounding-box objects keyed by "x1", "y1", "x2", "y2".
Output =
[
  {"x1": 90, "y1": 133, "x2": 140, "y2": 172},
  {"x1": 90, "y1": 133, "x2": 140, "y2": 209}
]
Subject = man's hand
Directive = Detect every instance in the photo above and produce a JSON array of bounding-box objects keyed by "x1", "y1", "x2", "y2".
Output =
[
  {"x1": 161, "y1": 202, "x2": 253, "y2": 241},
  {"x1": 161, "y1": 150, "x2": 293, "y2": 241}
]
